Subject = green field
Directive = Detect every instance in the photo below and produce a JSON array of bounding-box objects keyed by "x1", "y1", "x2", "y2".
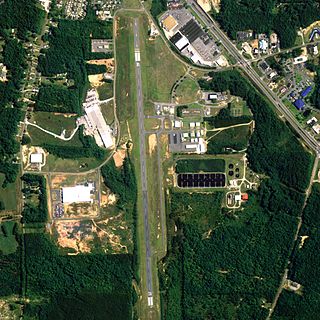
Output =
[
  {"x1": 32, "y1": 112, "x2": 78, "y2": 136},
  {"x1": 115, "y1": 12, "x2": 137, "y2": 122},
  {"x1": 0, "y1": 222, "x2": 18, "y2": 255},
  {"x1": 97, "y1": 81, "x2": 113, "y2": 100},
  {"x1": 229, "y1": 97, "x2": 252, "y2": 117},
  {"x1": 174, "y1": 77, "x2": 200, "y2": 104},
  {"x1": 100, "y1": 100, "x2": 115, "y2": 125},
  {"x1": 28, "y1": 125, "x2": 82, "y2": 147},
  {"x1": 206, "y1": 124, "x2": 252, "y2": 154},
  {"x1": 145, "y1": 134, "x2": 166, "y2": 259},
  {"x1": 0, "y1": 174, "x2": 17, "y2": 211},
  {"x1": 175, "y1": 158, "x2": 225, "y2": 173},
  {"x1": 139, "y1": 15, "x2": 186, "y2": 109},
  {"x1": 42, "y1": 154, "x2": 106, "y2": 173},
  {"x1": 122, "y1": 0, "x2": 141, "y2": 9}
]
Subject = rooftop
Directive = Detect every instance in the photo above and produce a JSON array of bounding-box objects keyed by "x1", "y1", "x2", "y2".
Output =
[
  {"x1": 294, "y1": 99, "x2": 305, "y2": 110},
  {"x1": 62, "y1": 185, "x2": 94, "y2": 204},
  {"x1": 162, "y1": 15, "x2": 178, "y2": 32}
]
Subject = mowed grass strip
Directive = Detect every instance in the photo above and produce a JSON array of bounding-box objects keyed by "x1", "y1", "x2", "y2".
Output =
[
  {"x1": 115, "y1": 13, "x2": 137, "y2": 122},
  {"x1": 139, "y1": 15, "x2": 186, "y2": 104}
]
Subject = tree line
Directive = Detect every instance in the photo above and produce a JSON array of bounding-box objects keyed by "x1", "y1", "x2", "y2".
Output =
[
  {"x1": 21, "y1": 174, "x2": 48, "y2": 224},
  {"x1": 216, "y1": 0, "x2": 320, "y2": 49}
]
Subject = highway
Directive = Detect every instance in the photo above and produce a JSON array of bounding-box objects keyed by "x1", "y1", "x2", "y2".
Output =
[
  {"x1": 133, "y1": 19, "x2": 154, "y2": 307},
  {"x1": 188, "y1": 0, "x2": 320, "y2": 154}
]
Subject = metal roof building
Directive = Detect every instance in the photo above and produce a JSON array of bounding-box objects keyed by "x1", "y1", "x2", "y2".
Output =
[
  {"x1": 30, "y1": 153, "x2": 43, "y2": 164},
  {"x1": 62, "y1": 185, "x2": 93, "y2": 204},
  {"x1": 301, "y1": 86, "x2": 312, "y2": 98},
  {"x1": 180, "y1": 19, "x2": 205, "y2": 43},
  {"x1": 83, "y1": 89, "x2": 114, "y2": 149},
  {"x1": 294, "y1": 99, "x2": 305, "y2": 110}
]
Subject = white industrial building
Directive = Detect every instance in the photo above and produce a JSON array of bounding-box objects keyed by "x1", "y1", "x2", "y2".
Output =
[
  {"x1": 62, "y1": 185, "x2": 94, "y2": 204},
  {"x1": 83, "y1": 89, "x2": 114, "y2": 149},
  {"x1": 30, "y1": 153, "x2": 43, "y2": 164}
]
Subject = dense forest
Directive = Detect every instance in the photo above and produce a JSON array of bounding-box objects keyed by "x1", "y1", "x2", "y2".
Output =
[
  {"x1": 21, "y1": 174, "x2": 48, "y2": 224},
  {"x1": 199, "y1": 69, "x2": 314, "y2": 192},
  {"x1": 151, "y1": 0, "x2": 167, "y2": 19},
  {"x1": 217, "y1": 0, "x2": 320, "y2": 48},
  {"x1": 0, "y1": 0, "x2": 45, "y2": 38},
  {"x1": 36, "y1": 8, "x2": 113, "y2": 114},
  {"x1": 0, "y1": 1, "x2": 45, "y2": 186},
  {"x1": 86, "y1": 63, "x2": 107, "y2": 75},
  {"x1": 272, "y1": 184, "x2": 320, "y2": 319},
  {"x1": 160, "y1": 69, "x2": 315, "y2": 319},
  {"x1": 160, "y1": 190, "x2": 300, "y2": 319},
  {"x1": 24, "y1": 233, "x2": 134, "y2": 319}
]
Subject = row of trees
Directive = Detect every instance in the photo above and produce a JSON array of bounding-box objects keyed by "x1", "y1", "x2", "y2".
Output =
[
  {"x1": 305, "y1": 61, "x2": 320, "y2": 110},
  {"x1": 21, "y1": 174, "x2": 48, "y2": 224},
  {"x1": 217, "y1": 0, "x2": 320, "y2": 48}
]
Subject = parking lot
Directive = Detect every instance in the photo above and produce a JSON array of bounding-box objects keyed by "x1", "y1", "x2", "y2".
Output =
[{"x1": 177, "y1": 173, "x2": 226, "y2": 188}]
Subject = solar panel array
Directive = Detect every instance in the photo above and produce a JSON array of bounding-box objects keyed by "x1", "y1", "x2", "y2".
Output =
[{"x1": 177, "y1": 173, "x2": 226, "y2": 188}]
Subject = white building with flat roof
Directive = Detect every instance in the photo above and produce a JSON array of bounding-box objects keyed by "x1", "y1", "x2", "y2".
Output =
[
  {"x1": 62, "y1": 185, "x2": 94, "y2": 204},
  {"x1": 30, "y1": 153, "x2": 43, "y2": 164}
]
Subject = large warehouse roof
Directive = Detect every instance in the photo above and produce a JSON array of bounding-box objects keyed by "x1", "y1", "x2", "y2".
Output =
[
  {"x1": 62, "y1": 185, "x2": 93, "y2": 204},
  {"x1": 180, "y1": 19, "x2": 204, "y2": 43}
]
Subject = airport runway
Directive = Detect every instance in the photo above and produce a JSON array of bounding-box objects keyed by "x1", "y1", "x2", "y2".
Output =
[{"x1": 133, "y1": 18, "x2": 154, "y2": 306}]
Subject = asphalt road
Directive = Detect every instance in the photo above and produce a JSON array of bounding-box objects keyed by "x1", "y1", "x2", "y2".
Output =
[
  {"x1": 133, "y1": 18, "x2": 154, "y2": 304},
  {"x1": 188, "y1": 0, "x2": 320, "y2": 155}
]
